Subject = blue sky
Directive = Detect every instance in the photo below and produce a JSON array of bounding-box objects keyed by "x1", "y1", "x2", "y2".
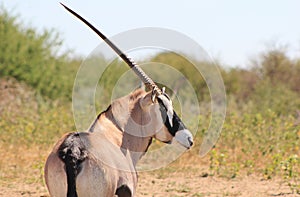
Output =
[{"x1": 2, "y1": 0, "x2": 300, "y2": 68}]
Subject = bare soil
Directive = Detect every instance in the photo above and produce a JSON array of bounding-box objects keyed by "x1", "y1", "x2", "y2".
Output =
[{"x1": 0, "y1": 173, "x2": 296, "y2": 197}]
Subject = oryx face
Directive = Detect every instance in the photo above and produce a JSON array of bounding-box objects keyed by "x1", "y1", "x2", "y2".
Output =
[
  {"x1": 139, "y1": 90, "x2": 193, "y2": 149},
  {"x1": 154, "y1": 94, "x2": 194, "y2": 149}
]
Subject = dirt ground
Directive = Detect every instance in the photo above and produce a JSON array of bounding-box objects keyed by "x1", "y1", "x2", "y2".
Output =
[{"x1": 0, "y1": 173, "x2": 296, "y2": 197}]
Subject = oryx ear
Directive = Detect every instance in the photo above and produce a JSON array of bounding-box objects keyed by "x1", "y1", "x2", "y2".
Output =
[{"x1": 139, "y1": 91, "x2": 155, "y2": 110}]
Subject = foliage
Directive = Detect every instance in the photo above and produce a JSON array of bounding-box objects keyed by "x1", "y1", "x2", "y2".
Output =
[
  {"x1": 150, "y1": 52, "x2": 210, "y2": 101},
  {"x1": 0, "y1": 6, "x2": 80, "y2": 100},
  {"x1": 0, "y1": 78, "x2": 75, "y2": 147}
]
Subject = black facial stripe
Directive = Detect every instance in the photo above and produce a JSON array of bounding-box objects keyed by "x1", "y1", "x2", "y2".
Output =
[{"x1": 157, "y1": 99, "x2": 186, "y2": 136}]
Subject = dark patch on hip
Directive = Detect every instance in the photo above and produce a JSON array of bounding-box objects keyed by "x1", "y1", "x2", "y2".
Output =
[{"x1": 58, "y1": 132, "x2": 88, "y2": 197}]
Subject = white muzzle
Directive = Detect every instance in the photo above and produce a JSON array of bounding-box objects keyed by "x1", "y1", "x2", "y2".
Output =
[{"x1": 174, "y1": 129, "x2": 194, "y2": 149}]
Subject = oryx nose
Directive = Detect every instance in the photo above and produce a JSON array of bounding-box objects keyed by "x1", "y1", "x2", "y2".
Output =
[{"x1": 188, "y1": 137, "x2": 193, "y2": 147}]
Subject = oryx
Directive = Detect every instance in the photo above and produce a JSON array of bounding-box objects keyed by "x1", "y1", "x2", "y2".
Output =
[{"x1": 44, "y1": 3, "x2": 194, "y2": 197}]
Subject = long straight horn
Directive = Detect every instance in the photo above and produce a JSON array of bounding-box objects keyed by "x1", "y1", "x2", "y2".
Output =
[{"x1": 60, "y1": 3, "x2": 160, "y2": 93}]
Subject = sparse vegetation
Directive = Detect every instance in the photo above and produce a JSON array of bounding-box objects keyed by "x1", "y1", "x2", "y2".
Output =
[{"x1": 0, "y1": 6, "x2": 300, "y2": 196}]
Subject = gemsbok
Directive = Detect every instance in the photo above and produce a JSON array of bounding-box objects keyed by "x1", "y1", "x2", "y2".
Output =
[{"x1": 44, "y1": 3, "x2": 194, "y2": 197}]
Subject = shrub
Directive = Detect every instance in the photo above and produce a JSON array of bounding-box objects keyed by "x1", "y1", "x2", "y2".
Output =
[{"x1": 0, "y1": 6, "x2": 80, "y2": 100}]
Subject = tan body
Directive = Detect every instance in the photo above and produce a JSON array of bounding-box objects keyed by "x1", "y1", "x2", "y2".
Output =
[
  {"x1": 44, "y1": 89, "x2": 186, "y2": 197},
  {"x1": 45, "y1": 130, "x2": 138, "y2": 196}
]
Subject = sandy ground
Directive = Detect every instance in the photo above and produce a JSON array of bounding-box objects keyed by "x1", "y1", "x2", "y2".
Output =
[{"x1": 0, "y1": 174, "x2": 296, "y2": 197}]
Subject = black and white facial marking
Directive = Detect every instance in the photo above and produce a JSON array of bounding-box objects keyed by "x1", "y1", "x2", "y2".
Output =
[
  {"x1": 157, "y1": 94, "x2": 194, "y2": 149},
  {"x1": 157, "y1": 96, "x2": 183, "y2": 136}
]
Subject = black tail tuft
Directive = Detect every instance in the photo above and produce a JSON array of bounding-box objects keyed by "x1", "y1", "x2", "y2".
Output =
[{"x1": 58, "y1": 132, "x2": 88, "y2": 197}]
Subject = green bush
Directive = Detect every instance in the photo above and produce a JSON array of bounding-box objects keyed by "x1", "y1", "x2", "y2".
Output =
[{"x1": 0, "y1": 6, "x2": 80, "y2": 100}]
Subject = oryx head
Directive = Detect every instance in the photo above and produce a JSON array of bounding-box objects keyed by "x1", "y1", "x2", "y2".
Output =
[
  {"x1": 138, "y1": 86, "x2": 193, "y2": 149},
  {"x1": 61, "y1": 3, "x2": 194, "y2": 149}
]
